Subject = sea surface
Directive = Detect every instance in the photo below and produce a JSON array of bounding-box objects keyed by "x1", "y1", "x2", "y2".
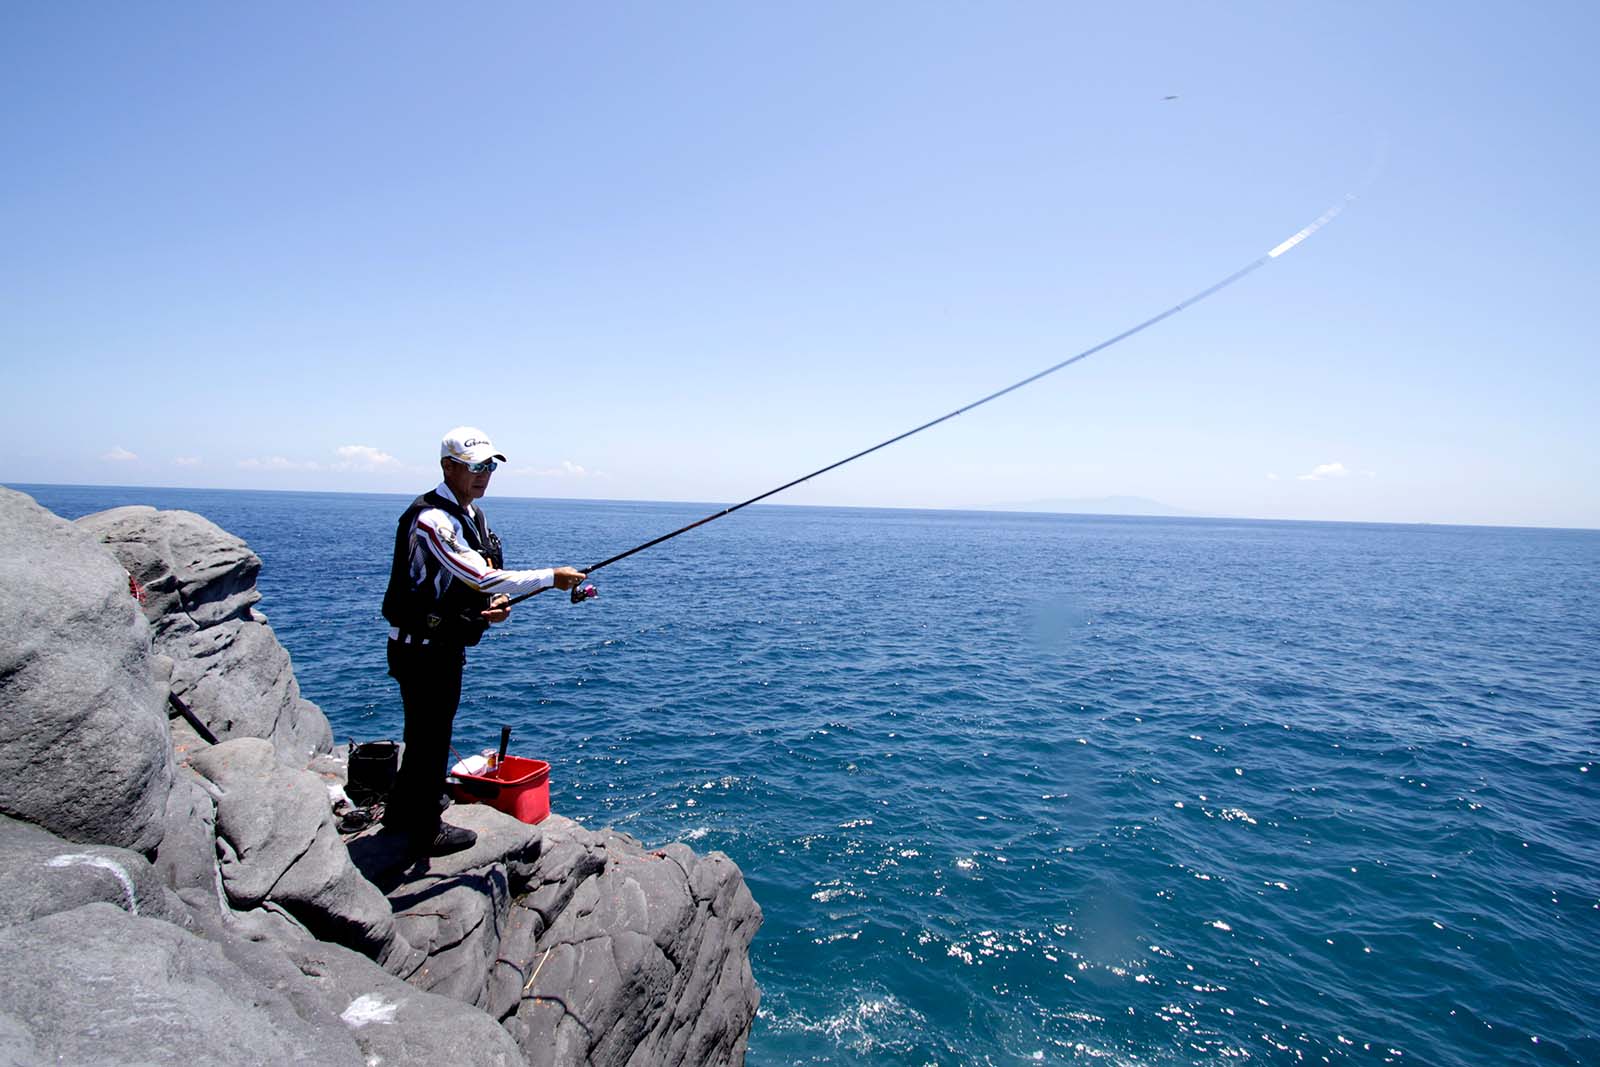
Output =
[{"x1": 17, "y1": 484, "x2": 1600, "y2": 1067}]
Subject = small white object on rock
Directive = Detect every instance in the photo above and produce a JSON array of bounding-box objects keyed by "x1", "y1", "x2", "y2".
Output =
[{"x1": 341, "y1": 993, "x2": 399, "y2": 1028}]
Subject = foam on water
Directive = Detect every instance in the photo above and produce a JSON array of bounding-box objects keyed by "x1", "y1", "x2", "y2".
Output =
[{"x1": 22, "y1": 485, "x2": 1600, "y2": 1067}]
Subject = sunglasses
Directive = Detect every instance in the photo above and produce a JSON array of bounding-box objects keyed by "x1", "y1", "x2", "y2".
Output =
[{"x1": 457, "y1": 459, "x2": 498, "y2": 474}]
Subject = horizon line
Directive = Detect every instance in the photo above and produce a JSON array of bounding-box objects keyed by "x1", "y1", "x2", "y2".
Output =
[{"x1": 5, "y1": 480, "x2": 1595, "y2": 535}]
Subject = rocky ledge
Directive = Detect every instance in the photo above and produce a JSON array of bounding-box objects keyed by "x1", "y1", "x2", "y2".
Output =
[{"x1": 0, "y1": 487, "x2": 761, "y2": 1066}]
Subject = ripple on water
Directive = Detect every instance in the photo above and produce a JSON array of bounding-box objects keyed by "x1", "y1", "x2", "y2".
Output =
[{"x1": 24, "y1": 488, "x2": 1599, "y2": 1067}]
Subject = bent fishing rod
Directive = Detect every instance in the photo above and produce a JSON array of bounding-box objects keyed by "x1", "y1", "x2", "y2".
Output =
[{"x1": 508, "y1": 195, "x2": 1354, "y2": 607}]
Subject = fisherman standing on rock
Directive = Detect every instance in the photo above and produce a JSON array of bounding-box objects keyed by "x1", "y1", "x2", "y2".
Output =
[{"x1": 380, "y1": 426, "x2": 585, "y2": 857}]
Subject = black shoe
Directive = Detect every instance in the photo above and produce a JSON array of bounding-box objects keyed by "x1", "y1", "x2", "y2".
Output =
[{"x1": 409, "y1": 823, "x2": 477, "y2": 857}]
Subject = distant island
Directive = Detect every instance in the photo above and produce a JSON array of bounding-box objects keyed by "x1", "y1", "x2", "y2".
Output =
[{"x1": 985, "y1": 495, "x2": 1191, "y2": 517}]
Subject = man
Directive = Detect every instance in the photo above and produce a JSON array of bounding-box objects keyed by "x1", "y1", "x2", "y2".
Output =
[{"x1": 380, "y1": 426, "x2": 585, "y2": 856}]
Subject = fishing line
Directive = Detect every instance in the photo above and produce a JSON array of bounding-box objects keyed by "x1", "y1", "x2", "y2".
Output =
[{"x1": 512, "y1": 194, "x2": 1356, "y2": 607}]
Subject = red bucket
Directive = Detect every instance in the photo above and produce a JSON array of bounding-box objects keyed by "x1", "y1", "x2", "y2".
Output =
[{"x1": 450, "y1": 756, "x2": 550, "y2": 824}]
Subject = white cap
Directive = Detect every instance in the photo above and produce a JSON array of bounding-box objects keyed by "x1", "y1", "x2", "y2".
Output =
[{"x1": 440, "y1": 426, "x2": 507, "y2": 465}]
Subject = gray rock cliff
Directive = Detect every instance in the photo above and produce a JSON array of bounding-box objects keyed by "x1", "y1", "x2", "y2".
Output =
[
  {"x1": 508, "y1": 819, "x2": 762, "y2": 1067},
  {"x1": 0, "y1": 490, "x2": 173, "y2": 852},
  {"x1": 0, "y1": 486, "x2": 762, "y2": 1066},
  {"x1": 76, "y1": 504, "x2": 333, "y2": 763}
]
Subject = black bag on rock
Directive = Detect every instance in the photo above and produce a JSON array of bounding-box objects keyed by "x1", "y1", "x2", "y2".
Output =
[{"x1": 346, "y1": 739, "x2": 400, "y2": 807}]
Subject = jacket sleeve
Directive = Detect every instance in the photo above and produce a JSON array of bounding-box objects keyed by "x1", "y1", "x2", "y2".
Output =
[{"x1": 414, "y1": 509, "x2": 555, "y2": 599}]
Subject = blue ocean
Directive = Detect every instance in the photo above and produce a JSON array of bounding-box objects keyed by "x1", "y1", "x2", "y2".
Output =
[{"x1": 17, "y1": 484, "x2": 1600, "y2": 1067}]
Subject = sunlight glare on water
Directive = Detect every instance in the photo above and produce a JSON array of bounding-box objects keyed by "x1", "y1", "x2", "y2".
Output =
[{"x1": 23, "y1": 484, "x2": 1600, "y2": 1067}]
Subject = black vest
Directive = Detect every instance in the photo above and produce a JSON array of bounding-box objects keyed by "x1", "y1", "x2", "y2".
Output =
[{"x1": 381, "y1": 490, "x2": 504, "y2": 647}]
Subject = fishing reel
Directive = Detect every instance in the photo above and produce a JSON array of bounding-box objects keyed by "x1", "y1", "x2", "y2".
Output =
[{"x1": 570, "y1": 583, "x2": 598, "y2": 605}]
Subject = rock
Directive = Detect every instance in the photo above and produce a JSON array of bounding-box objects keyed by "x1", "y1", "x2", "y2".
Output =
[
  {"x1": 0, "y1": 889, "x2": 526, "y2": 1067},
  {"x1": 507, "y1": 817, "x2": 762, "y2": 1067},
  {"x1": 349, "y1": 803, "x2": 543, "y2": 1007},
  {"x1": 490, "y1": 891, "x2": 544, "y2": 1022},
  {"x1": 287, "y1": 935, "x2": 527, "y2": 1067},
  {"x1": 347, "y1": 803, "x2": 762, "y2": 1066},
  {"x1": 0, "y1": 488, "x2": 173, "y2": 853},
  {"x1": 0, "y1": 1011, "x2": 41, "y2": 1066},
  {"x1": 77, "y1": 505, "x2": 332, "y2": 763},
  {"x1": 0, "y1": 815, "x2": 188, "y2": 930},
  {"x1": 188, "y1": 738, "x2": 403, "y2": 966},
  {"x1": 392, "y1": 860, "x2": 512, "y2": 1007},
  {"x1": 172, "y1": 618, "x2": 331, "y2": 759},
  {"x1": 414, "y1": 802, "x2": 543, "y2": 884},
  {"x1": 169, "y1": 878, "x2": 525, "y2": 1067},
  {"x1": 0, "y1": 492, "x2": 765, "y2": 1065},
  {"x1": 227, "y1": 917, "x2": 527, "y2": 1067},
  {"x1": 153, "y1": 767, "x2": 224, "y2": 909},
  {"x1": 76, "y1": 506, "x2": 261, "y2": 631},
  {"x1": 0, "y1": 903, "x2": 366, "y2": 1066}
]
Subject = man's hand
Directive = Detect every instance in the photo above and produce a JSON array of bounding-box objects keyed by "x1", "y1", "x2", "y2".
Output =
[
  {"x1": 552, "y1": 566, "x2": 586, "y2": 591},
  {"x1": 481, "y1": 593, "x2": 512, "y2": 624}
]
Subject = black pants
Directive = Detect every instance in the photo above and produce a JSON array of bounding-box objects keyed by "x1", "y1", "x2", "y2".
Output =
[{"x1": 386, "y1": 639, "x2": 467, "y2": 835}]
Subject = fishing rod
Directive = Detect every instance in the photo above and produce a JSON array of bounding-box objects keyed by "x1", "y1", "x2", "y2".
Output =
[{"x1": 509, "y1": 194, "x2": 1354, "y2": 608}]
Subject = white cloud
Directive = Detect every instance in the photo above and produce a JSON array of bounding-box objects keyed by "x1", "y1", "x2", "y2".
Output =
[
  {"x1": 174, "y1": 456, "x2": 201, "y2": 467},
  {"x1": 238, "y1": 456, "x2": 322, "y2": 471},
  {"x1": 1266, "y1": 472, "x2": 1280, "y2": 481},
  {"x1": 102, "y1": 446, "x2": 138, "y2": 462},
  {"x1": 509, "y1": 460, "x2": 595, "y2": 478},
  {"x1": 334, "y1": 444, "x2": 402, "y2": 471},
  {"x1": 1297, "y1": 461, "x2": 1350, "y2": 481}
]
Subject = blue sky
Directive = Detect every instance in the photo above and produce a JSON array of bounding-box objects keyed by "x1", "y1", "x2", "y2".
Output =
[{"x1": 3, "y1": 3, "x2": 1595, "y2": 527}]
